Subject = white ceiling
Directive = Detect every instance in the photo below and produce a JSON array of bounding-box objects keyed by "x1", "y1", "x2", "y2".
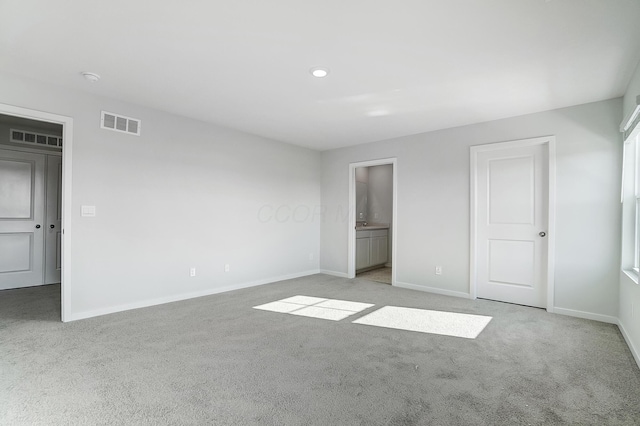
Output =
[{"x1": 1, "y1": 0, "x2": 640, "y2": 151}]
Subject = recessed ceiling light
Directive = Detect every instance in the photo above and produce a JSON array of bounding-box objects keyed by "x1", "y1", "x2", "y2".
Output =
[
  {"x1": 81, "y1": 72, "x2": 100, "y2": 83},
  {"x1": 310, "y1": 67, "x2": 329, "y2": 78}
]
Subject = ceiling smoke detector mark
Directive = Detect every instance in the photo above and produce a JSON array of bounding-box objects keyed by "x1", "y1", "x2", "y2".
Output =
[
  {"x1": 81, "y1": 72, "x2": 100, "y2": 83},
  {"x1": 101, "y1": 111, "x2": 141, "y2": 136}
]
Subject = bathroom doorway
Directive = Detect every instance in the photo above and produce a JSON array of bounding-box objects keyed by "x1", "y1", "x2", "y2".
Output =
[{"x1": 348, "y1": 158, "x2": 397, "y2": 285}]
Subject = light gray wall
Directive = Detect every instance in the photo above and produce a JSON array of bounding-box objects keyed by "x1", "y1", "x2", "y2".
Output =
[
  {"x1": 620, "y1": 58, "x2": 640, "y2": 365},
  {"x1": 366, "y1": 165, "x2": 393, "y2": 225},
  {"x1": 623, "y1": 59, "x2": 640, "y2": 118},
  {"x1": 355, "y1": 167, "x2": 368, "y2": 183},
  {"x1": 0, "y1": 71, "x2": 321, "y2": 319},
  {"x1": 321, "y1": 99, "x2": 622, "y2": 318},
  {"x1": 367, "y1": 165, "x2": 393, "y2": 265}
]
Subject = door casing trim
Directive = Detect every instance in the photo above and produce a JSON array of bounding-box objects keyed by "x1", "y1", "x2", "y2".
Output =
[
  {"x1": 0, "y1": 103, "x2": 73, "y2": 322},
  {"x1": 469, "y1": 136, "x2": 556, "y2": 312}
]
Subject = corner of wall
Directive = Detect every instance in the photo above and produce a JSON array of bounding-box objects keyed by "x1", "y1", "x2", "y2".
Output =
[{"x1": 618, "y1": 318, "x2": 640, "y2": 369}]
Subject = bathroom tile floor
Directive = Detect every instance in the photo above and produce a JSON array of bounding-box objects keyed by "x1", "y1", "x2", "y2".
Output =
[{"x1": 357, "y1": 267, "x2": 391, "y2": 284}]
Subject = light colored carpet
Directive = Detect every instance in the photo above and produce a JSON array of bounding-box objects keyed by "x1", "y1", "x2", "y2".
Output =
[
  {"x1": 352, "y1": 305, "x2": 492, "y2": 339},
  {"x1": 357, "y1": 266, "x2": 392, "y2": 284},
  {"x1": 1, "y1": 275, "x2": 640, "y2": 425}
]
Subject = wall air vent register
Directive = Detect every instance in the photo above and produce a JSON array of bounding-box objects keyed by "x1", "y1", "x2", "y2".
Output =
[
  {"x1": 10, "y1": 128, "x2": 63, "y2": 149},
  {"x1": 101, "y1": 111, "x2": 141, "y2": 136}
]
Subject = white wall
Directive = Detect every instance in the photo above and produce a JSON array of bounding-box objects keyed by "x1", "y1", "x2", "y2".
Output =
[
  {"x1": 620, "y1": 58, "x2": 640, "y2": 366},
  {"x1": 0, "y1": 71, "x2": 321, "y2": 320},
  {"x1": 321, "y1": 99, "x2": 622, "y2": 319}
]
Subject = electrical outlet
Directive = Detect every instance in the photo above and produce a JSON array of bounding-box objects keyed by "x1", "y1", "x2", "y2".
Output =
[
  {"x1": 309, "y1": 253, "x2": 314, "y2": 261},
  {"x1": 374, "y1": 212, "x2": 379, "y2": 219},
  {"x1": 190, "y1": 267, "x2": 196, "y2": 277},
  {"x1": 224, "y1": 264, "x2": 230, "y2": 272},
  {"x1": 435, "y1": 266, "x2": 442, "y2": 275}
]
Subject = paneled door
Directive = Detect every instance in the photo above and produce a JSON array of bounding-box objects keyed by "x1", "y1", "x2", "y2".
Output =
[
  {"x1": 45, "y1": 155, "x2": 62, "y2": 284},
  {"x1": 474, "y1": 142, "x2": 549, "y2": 308},
  {"x1": 0, "y1": 149, "x2": 46, "y2": 290}
]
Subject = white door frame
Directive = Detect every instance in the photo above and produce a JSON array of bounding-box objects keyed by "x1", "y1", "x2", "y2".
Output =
[
  {"x1": 469, "y1": 136, "x2": 556, "y2": 312},
  {"x1": 0, "y1": 103, "x2": 73, "y2": 322},
  {"x1": 348, "y1": 158, "x2": 398, "y2": 284}
]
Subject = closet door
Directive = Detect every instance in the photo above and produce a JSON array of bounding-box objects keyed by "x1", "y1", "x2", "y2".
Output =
[
  {"x1": 0, "y1": 149, "x2": 45, "y2": 290},
  {"x1": 45, "y1": 155, "x2": 62, "y2": 284}
]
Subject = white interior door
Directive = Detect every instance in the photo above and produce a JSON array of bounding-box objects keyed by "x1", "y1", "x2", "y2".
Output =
[
  {"x1": 0, "y1": 149, "x2": 45, "y2": 290},
  {"x1": 45, "y1": 155, "x2": 62, "y2": 284},
  {"x1": 474, "y1": 143, "x2": 548, "y2": 308}
]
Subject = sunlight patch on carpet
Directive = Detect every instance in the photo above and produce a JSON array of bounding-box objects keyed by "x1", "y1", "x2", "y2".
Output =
[
  {"x1": 352, "y1": 306, "x2": 492, "y2": 339},
  {"x1": 253, "y1": 295, "x2": 374, "y2": 321}
]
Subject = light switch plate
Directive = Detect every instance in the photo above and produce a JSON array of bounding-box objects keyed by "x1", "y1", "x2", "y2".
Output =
[{"x1": 81, "y1": 205, "x2": 96, "y2": 217}]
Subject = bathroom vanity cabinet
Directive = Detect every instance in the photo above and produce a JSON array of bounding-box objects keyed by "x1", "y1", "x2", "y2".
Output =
[{"x1": 356, "y1": 228, "x2": 388, "y2": 271}]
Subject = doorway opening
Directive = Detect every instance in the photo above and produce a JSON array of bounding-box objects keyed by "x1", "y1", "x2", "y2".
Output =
[
  {"x1": 348, "y1": 158, "x2": 397, "y2": 285},
  {"x1": 0, "y1": 103, "x2": 73, "y2": 322}
]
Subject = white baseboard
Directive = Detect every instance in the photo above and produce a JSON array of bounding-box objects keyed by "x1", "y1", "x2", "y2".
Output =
[
  {"x1": 319, "y1": 269, "x2": 350, "y2": 278},
  {"x1": 394, "y1": 281, "x2": 472, "y2": 299},
  {"x1": 618, "y1": 320, "x2": 640, "y2": 369},
  {"x1": 552, "y1": 307, "x2": 618, "y2": 324},
  {"x1": 70, "y1": 269, "x2": 320, "y2": 321}
]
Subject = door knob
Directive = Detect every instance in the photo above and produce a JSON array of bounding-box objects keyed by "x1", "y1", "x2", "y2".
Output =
[
  {"x1": 35, "y1": 224, "x2": 41, "y2": 229},
  {"x1": 50, "y1": 224, "x2": 55, "y2": 229},
  {"x1": 539, "y1": 231, "x2": 546, "y2": 237}
]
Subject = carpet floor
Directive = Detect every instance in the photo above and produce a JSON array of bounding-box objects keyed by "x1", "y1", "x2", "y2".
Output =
[{"x1": 1, "y1": 274, "x2": 639, "y2": 425}]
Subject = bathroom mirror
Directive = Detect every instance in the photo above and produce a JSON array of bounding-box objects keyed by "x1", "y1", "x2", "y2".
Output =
[{"x1": 356, "y1": 181, "x2": 367, "y2": 221}]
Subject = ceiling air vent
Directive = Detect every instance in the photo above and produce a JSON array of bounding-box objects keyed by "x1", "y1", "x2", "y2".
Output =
[
  {"x1": 101, "y1": 111, "x2": 141, "y2": 136},
  {"x1": 10, "y1": 128, "x2": 63, "y2": 149}
]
